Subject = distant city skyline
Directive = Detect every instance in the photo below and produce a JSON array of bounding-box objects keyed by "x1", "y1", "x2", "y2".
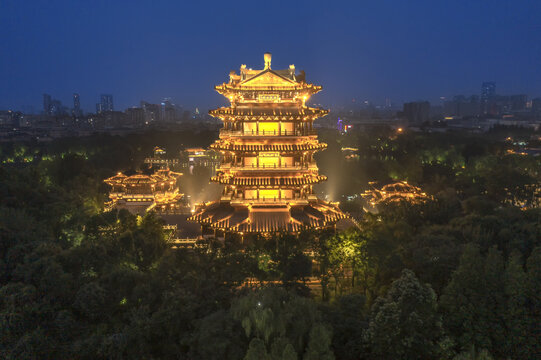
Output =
[
  {"x1": 19, "y1": 81, "x2": 537, "y2": 115},
  {"x1": 1, "y1": 1, "x2": 540, "y2": 112}
]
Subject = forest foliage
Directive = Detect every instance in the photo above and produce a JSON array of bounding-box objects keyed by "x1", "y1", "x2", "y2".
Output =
[{"x1": 0, "y1": 127, "x2": 539, "y2": 359}]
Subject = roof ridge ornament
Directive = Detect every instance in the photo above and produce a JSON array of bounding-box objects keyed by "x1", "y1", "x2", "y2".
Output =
[{"x1": 264, "y1": 52, "x2": 272, "y2": 70}]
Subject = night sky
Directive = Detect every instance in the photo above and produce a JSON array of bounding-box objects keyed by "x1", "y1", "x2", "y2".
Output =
[{"x1": 1, "y1": 0, "x2": 540, "y2": 113}]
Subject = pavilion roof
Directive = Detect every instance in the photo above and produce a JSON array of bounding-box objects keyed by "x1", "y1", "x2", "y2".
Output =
[
  {"x1": 123, "y1": 174, "x2": 156, "y2": 185},
  {"x1": 104, "y1": 172, "x2": 128, "y2": 185},
  {"x1": 240, "y1": 68, "x2": 297, "y2": 85},
  {"x1": 104, "y1": 169, "x2": 181, "y2": 187}
]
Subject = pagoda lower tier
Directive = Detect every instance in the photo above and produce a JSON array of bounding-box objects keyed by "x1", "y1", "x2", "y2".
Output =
[{"x1": 190, "y1": 199, "x2": 347, "y2": 233}]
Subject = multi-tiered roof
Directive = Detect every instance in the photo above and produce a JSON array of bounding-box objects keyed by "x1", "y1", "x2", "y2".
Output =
[
  {"x1": 189, "y1": 53, "x2": 347, "y2": 234},
  {"x1": 104, "y1": 168, "x2": 185, "y2": 214}
]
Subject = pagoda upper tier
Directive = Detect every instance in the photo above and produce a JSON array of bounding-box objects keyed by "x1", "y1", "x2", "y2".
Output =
[{"x1": 215, "y1": 53, "x2": 322, "y2": 107}]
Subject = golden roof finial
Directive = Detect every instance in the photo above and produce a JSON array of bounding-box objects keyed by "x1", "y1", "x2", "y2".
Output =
[{"x1": 264, "y1": 52, "x2": 272, "y2": 70}]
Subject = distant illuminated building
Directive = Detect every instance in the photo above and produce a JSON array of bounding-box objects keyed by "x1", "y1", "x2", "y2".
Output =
[
  {"x1": 443, "y1": 95, "x2": 480, "y2": 117},
  {"x1": 104, "y1": 168, "x2": 186, "y2": 214},
  {"x1": 337, "y1": 117, "x2": 343, "y2": 132},
  {"x1": 336, "y1": 117, "x2": 352, "y2": 133},
  {"x1": 481, "y1": 81, "x2": 496, "y2": 115},
  {"x1": 362, "y1": 181, "x2": 431, "y2": 213},
  {"x1": 341, "y1": 147, "x2": 359, "y2": 161},
  {"x1": 144, "y1": 146, "x2": 180, "y2": 169},
  {"x1": 403, "y1": 101, "x2": 430, "y2": 125},
  {"x1": 43, "y1": 94, "x2": 52, "y2": 114},
  {"x1": 141, "y1": 101, "x2": 160, "y2": 123},
  {"x1": 100, "y1": 94, "x2": 114, "y2": 112},
  {"x1": 73, "y1": 93, "x2": 81, "y2": 117},
  {"x1": 189, "y1": 53, "x2": 347, "y2": 235},
  {"x1": 182, "y1": 148, "x2": 221, "y2": 172},
  {"x1": 43, "y1": 93, "x2": 64, "y2": 116},
  {"x1": 154, "y1": 146, "x2": 166, "y2": 156},
  {"x1": 125, "y1": 107, "x2": 145, "y2": 127},
  {"x1": 161, "y1": 98, "x2": 177, "y2": 123}
]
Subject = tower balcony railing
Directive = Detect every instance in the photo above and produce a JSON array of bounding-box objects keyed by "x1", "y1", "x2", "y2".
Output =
[
  {"x1": 219, "y1": 129, "x2": 317, "y2": 138},
  {"x1": 225, "y1": 163, "x2": 310, "y2": 171},
  {"x1": 218, "y1": 163, "x2": 319, "y2": 172},
  {"x1": 230, "y1": 197, "x2": 311, "y2": 206}
]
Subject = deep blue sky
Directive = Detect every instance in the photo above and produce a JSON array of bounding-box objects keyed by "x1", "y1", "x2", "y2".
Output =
[{"x1": 1, "y1": 0, "x2": 540, "y2": 113}]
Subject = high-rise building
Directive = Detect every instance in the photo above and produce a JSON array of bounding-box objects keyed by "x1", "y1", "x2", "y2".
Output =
[
  {"x1": 73, "y1": 93, "x2": 81, "y2": 117},
  {"x1": 161, "y1": 98, "x2": 177, "y2": 122},
  {"x1": 100, "y1": 94, "x2": 114, "y2": 112},
  {"x1": 403, "y1": 101, "x2": 430, "y2": 124},
  {"x1": 510, "y1": 94, "x2": 527, "y2": 111},
  {"x1": 189, "y1": 53, "x2": 347, "y2": 235},
  {"x1": 43, "y1": 94, "x2": 52, "y2": 114},
  {"x1": 43, "y1": 93, "x2": 65, "y2": 116},
  {"x1": 443, "y1": 95, "x2": 480, "y2": 117},
  {"x1": 481, "y1": 82, "x2": 496, "y2": 115},
  {"x1": 141, "y1": 101, "x2": 161, "y2": 123},
  {"x1": 0, "y1": 110, "x2": 17, "y2": 126},
  {"x1": 125, "y1": 107, "x2": 145, "y2": 126},
  {"x1": 531, "y1": 98, "x2": 541, "y2": 115}
]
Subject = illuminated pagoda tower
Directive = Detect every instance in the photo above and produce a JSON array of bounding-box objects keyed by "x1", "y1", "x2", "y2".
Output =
[{"x1": 189, "y1": 53, "x2": 347, "y2": 235}]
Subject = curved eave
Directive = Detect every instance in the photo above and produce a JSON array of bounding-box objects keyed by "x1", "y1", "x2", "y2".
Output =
[
  {"x1": 214, "y1": 83, "x2": 322, "y2": 94},
  {"x1": 188, "y1": 198, "x2": 348, "y2": 234},
  {"x1": 210, "y1": 174, "x2": 327, "y2": 186},
  {"x1": 209, "y1": 107, "x2": 329, "y2": 120},
  {"x1": 209, "y1": 142, "x2": 327, "y2": 152}
]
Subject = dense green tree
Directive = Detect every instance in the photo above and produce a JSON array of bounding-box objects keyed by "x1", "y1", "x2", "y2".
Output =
[
  {"x1": 303, "y1": 324, "x2": 334, "y2": 360},
  {"x1": 524, "y1": 247, "x2": 541, "y2": 357},
  {"x1": 367, "y1": 269, "x2": 443, "y2": 360},
  {"x1": 253, "y1": 232, "x2": 313, "y2": 285},
  {"x1": 322, "y1": 294, "x2": 368, "y2": 360},
  {"x1": 245, "y1": 338, "x2": 271, "y2": 360},
  {"x1": 231, "y1": 287, "x2": 334, "y2": 358},
  {"x1": 280, "y1": 343, "x2": 298, "y2": 360},
  {"x1": 503, "y1": 251, "x2": 529, "y2": 358},
  {"x1": 440, "y1": 244, "x2": 495, "y2": 353},
  {"x1": 453, "y1": 347, "x2": 494, "y2": 360},
  {"x1": 440, "y1": 244, "x2": 539, "y2": 359},
  {"x1": 190, "y1": 310, "x2": 246, "y2": 360}
]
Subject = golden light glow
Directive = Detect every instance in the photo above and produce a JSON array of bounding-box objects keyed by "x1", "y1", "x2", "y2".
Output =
[
  {"x1": 104, "y1": 168, "x2": 185, "y2": 213},
  {"x1": 258, "y1": 122, "x2": 279, "y2": 133},
  {"x1": 259, "y1": 189, "x2": 280, "y2": 199},
  {"x1": 362, "y1": 181, "x2": 432, "y2": 213},
  {"x1": 258, "y1": 152, "x2": 279, "y2": 167}
]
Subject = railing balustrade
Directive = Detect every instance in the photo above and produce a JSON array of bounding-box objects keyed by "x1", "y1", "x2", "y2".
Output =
[
  {"x1": 228, "y1": 163, "x2": 308, "y2": 170},
  {"x1": 220, "y1": 129, "x2": 317, "y2": 137}
]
